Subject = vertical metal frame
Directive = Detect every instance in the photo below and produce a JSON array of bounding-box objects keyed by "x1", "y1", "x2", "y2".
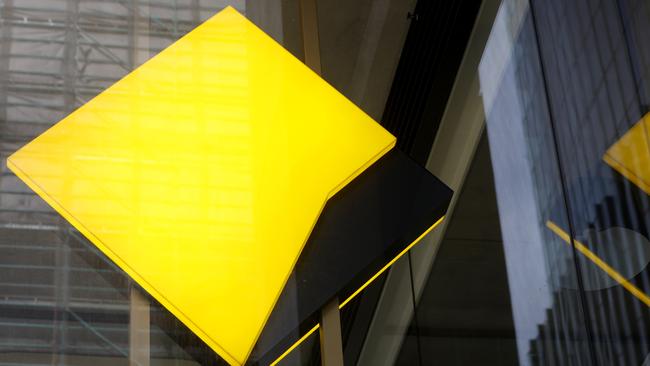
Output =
[
  {"x1": 129, "y1": 287, "x2": 150, "y2": 366},
  {"x1": 298, "y1": 0, "x2": 344, "y2": 364},
  {"x1": 129, "y1": 3, "x2": 151, "y2": 365}
]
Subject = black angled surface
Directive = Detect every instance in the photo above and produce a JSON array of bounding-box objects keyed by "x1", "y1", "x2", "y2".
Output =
[
  {"x1": 381, "y1": 0, "x2": 482, "y2": 164},
  {"x1": 249, "y1": 149, "x2": 452, "y2": 365}
]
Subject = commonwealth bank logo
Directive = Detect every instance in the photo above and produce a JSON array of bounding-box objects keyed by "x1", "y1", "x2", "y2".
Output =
[{"x1": 7, "y1": 7, "x2": 451, "y2": 365}]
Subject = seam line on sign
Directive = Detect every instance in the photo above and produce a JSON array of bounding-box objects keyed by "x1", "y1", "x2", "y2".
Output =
[
  {"x1": 326, "y1": 140, "x2": 397, "y2": 200},
  {"x1": 269, "y1": 215, "x2": 445, "y2": 365},
  {"x1": 339, "y1": 215, "x2": 444, "y2": 308},
  {"x1": 269, "y1": 324, "x2": 320, "y2": 366}
]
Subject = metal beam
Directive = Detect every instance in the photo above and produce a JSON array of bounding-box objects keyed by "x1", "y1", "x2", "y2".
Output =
[
  {"x1": 319, "y1": 298, "x2": 344, "y2": 366},
  {"x1": 298, "y1": 0, "x2": 344, "y2": 364},
  {"x1": 299, "y1": 0, "x2": 321, "y2": 74},
  {"x1": 129, "y1": 286, "x2": 150, "y2": 366}
]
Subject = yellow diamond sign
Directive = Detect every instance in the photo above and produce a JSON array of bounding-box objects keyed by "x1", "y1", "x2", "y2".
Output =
[
  {"x1": 604, "y1": 112, "x2": 650, "y2": 195},
  {"x1": 7, "y1": 7, "x2": 395, "y2": 365}
]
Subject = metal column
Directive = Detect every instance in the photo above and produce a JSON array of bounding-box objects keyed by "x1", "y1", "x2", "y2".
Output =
[
  {"x1": 129, "y1": 287, "x2": 150, "y2": 366},
  {"x1": 299, "y1": 0, "x2": 344, "y2": 364},
  {"x1": 129, "y1": 4, "x2": 151, "y2": 366}
]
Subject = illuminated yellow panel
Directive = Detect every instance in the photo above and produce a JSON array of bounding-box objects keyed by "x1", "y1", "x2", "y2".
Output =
[
  {"x1": 7, "y1": 7, "x2": 395, "y2": 366},
  {"x1": 604, "y1": 113, "x2": 650, "y2": 195}
]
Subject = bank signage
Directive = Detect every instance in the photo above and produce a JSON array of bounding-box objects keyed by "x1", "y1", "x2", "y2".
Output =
[{"x1": 8, "y1": 7, "x2": 451, "y2": 365}]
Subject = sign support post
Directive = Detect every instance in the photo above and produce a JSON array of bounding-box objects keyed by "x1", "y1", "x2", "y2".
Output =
[{"x1": 299, "y1": 0, "x2": 345, "y2": 364}]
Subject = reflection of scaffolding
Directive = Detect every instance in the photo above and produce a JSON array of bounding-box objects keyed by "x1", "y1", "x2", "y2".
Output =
[{"x1": 0, "y1": 1, "x2": 243, "y2": 364}]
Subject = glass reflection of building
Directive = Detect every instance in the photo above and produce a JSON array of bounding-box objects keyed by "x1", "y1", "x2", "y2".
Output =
[
  {"x1": 480, "y1": 0, "x2": 650, "y2": 365},
  {"x1": 1, "y1": 0, "x2": 650, "y2": 365}
]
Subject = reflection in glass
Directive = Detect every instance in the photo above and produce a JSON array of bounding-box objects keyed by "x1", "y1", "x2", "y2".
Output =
[{"x1": 479, "y1": 0, "x2": 650, "y2": 365}]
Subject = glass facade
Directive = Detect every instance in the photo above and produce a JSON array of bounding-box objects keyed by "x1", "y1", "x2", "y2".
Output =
[
  {"x1": 477, "y1": 0, "x2": 650, "y2": 364},
  {"x1": 1, "y1": 0, "x2": 650, "y2": 365},
  {"x1": 360, "y1": 0, "x2": 650, "y2": 365}
]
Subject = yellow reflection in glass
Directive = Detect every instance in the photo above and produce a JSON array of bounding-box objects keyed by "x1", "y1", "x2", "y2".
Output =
[
  {"x1": 6, "y1": 7, "x2": 395, "y2": 365},
  {"x1": 604, "y1": 113, "x2": 650, "y2": 195},
  {"x1": 546, "y1": 221, "x2": 650, "y2": 307}
]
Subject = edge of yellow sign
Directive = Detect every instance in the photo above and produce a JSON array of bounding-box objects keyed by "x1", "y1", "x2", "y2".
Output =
[
  {"x1": 603, "y1": 112, "x2": 650, "y2": 195},
  {"x1": 8, "y1": 143, "x2": 396, "y2": 365},
  {"x1": 6, "y1": 6, "x2": 397, "y2": 365}
]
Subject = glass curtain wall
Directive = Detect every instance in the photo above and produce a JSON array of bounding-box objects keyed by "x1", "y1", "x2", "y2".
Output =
[
  {"x1": 390, "y1": 0, "x2": 650, "y2": 365},
  {"x1": 479, "y1": 0, "x2": 650, "y2": 365}
]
